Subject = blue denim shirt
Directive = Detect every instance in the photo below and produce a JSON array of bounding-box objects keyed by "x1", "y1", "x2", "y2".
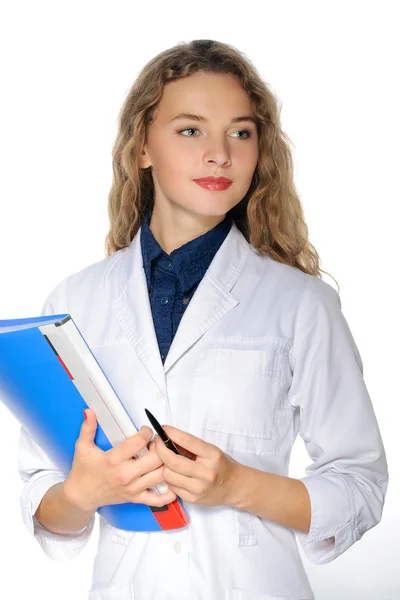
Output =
[{"x1": 140, "y1": 211, "x2": 232, "y2": 363}]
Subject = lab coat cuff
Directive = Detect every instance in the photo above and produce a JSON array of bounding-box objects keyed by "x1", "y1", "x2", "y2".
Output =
[
  {"x1": 295, "y1": 473, "x2": 356, "y2": 565},
  {"x1": 20, "y1": 472, "x2": 96, "y2": 561}
]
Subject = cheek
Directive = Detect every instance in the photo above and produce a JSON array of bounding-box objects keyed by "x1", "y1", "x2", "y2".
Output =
[
  {"x1": 234, "y1": 145, "x2": 258, "y2": 171},
  {"x1": 156, "y1": 150, "x2": 193, "y2": 188},
  {"x1": 174, "y1": 146, "x2": 199, "y2": 173},
  {"x1": 147, "y1": 132, "x2": 185, "y2": 173}
]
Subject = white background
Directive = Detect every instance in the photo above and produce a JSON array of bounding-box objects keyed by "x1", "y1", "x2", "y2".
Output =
[{"x1": 0, "y1": 1, "x2": 398, "y2": 598}]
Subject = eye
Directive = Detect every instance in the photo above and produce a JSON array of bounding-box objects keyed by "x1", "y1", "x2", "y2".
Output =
[
  {"x1": 178, "y1": 127, "x2": 198, "y2": 137},
  {"x1": 234, "y1": 128, "x2": 252, "y2": 139},
  {"x1": 177, "y1": 127, "x2": 253, "y2": 139}
]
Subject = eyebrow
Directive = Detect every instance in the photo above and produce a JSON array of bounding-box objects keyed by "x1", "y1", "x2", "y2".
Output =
[{"x1": 169, "y1": 112, "x2": 258, "y2": 126}]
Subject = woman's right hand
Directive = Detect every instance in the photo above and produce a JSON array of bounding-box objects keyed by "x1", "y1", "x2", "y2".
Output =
[{"x1": 63, "y1": 408, "x2": 177, "y2": 512}]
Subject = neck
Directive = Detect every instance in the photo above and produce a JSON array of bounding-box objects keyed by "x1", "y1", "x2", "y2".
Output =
[{"x1": 149, "y1": 204, "x2": 226, "y2": 255}]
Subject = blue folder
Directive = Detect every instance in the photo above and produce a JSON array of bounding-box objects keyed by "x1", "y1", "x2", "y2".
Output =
[{"x1": 0, "y1": 314, "x2": 188, "y2": 532}]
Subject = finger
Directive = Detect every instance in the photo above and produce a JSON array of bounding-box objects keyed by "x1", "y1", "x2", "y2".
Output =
[
  {"x1": 148, "y1": 440, "x2": 156, "y2": 452},
  {"x1": 126, "y1": 463, "x2": 165, "y2": 491},
  {"x1": 121, "y1": 450, "x2": 163, "y2": 485},
  {"x1": 154, "y1": 435, "x2": 204, "y2": 478},
  {"x1": 128, "y1": 468, "x2": 177, "y2": 505},
  {"x1": 158, "y1": 426, "x2": 213, "y2": 460},
  {"x1": 140, "y1": 489, "x2": 177, "y2": 507},
  {"x1": 77, "y1": 408, "x2": 98, "y2": 448},
  {"x1": 107, "y1": 426, "x2": 154, "y2": 463},
  {"x1": 162, "y1": 462, "x2": 209, "y2": 497},
  {"x1": 160, "y1": 482, "x2": 193, "y2": 504},
  {"x1": 162, "y1": 467, "x2": 199, "y2": 494}
]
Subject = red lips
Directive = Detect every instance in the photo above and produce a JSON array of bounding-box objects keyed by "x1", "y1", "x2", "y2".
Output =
[{"x1": 193, "y1": 176, "x2": 232, "y2": 184}]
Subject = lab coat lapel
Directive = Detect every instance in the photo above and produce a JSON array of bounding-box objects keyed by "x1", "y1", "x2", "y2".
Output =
[
  {"x1": 112, "y1": 228, "x2": 167, "y2": 397},
  {"x1": 163, "y1": 222, "x2": 251, "y2": 373},
  {"x1": 112, "y1": 221, "x2": 251, "y2": 387}
]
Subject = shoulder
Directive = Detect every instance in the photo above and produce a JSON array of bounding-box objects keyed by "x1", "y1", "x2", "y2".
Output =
[
  {"x1": 40, "y1": 247, "x2": 129, "y2": 315},
  {"x1": 248, "y1": 246, "x2": 340, "y2": 306}
]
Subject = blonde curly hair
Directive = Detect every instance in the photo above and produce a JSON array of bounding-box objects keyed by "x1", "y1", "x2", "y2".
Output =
[{"x1": 104, "y1": 39, "x2": 338, "y2": 290}]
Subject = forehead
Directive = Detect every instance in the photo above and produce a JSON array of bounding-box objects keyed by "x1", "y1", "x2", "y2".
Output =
[{"x1": 154, "y1": 72, "x2": 254, "y2": 119}]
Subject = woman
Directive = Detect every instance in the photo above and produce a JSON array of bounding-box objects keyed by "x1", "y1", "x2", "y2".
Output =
[{"x1": 18, "y1": 39, "x2": 389, "y2": 600}]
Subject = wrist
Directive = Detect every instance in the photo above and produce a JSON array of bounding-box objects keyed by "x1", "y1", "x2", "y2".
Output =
[
  {"x1": 63, "y1": 477, "x2": 98, "y2": 514},
  {"x1": 226, "y1": 459, "x2": 251, "y2": 509}
]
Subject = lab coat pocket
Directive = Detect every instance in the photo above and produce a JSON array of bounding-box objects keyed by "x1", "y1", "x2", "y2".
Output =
[
  {"x1": 206, "y1": 421, "x2": 276, "y2": 456},
  {"x1": 235, "y1": 506, "x2": 258, "y2": 547},
  {"x1": 197, "y1": 344, "x2": 284, "y2": 454},
  {"x1": 196, "y1": 343, "x2": 285, "y2": 548},
  {"x1": 204, "y1": 421, "x2": 263, "y2": 547}
]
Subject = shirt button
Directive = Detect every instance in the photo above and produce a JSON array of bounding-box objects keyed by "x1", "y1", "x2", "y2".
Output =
[
  {"x1": 160, "y1": 297, "x2": 169, "y2": 305},
  {"x1": 182, "y1": 297, "x2": 189, "y2": 305},
  {"x1": 173, "y1": 541, "x2": 181, "y2": 553},
  {"x1": 166, "y1": 260, "x2": 172, "y2": 268}
]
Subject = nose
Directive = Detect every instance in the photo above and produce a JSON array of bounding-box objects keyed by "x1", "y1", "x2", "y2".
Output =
[
  {"x1": 205, "y1": 142, "x2": 232, "y2": 167},
  {"x1": 201, "y1": 129, "x2": 233, "y2": 165},
  {"x1": 208, "y1": 156, "x2": 231, "y2": 167}
]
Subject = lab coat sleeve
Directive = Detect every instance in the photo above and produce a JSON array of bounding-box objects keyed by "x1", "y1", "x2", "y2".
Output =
[
  {"x1": 17, "y1": 277, "x2": 96, "y2": 561},
  {"x1": 287, "y1": 277, "x2": 389, "y2": 565}
]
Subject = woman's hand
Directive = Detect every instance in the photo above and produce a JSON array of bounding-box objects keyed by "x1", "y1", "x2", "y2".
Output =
[
  {"x1": 63, "y1": 409, "x2": 177, "y2": 512},
  {"x1": 154, "y1": 425, "x2": 243, "y2": 507}
]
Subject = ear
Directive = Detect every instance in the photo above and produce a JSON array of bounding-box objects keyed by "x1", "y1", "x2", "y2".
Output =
[{"x1": 139, "y1": 145, "x2": 152, "y2": 169}]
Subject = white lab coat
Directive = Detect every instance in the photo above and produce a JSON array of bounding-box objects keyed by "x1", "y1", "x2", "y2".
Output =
[{"x1": 18, "y1": 221, "x2": 389, "y2": 600}]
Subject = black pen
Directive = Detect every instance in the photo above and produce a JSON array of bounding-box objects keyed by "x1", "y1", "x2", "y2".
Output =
[{"x1": 144, "y1": 408, "x2": 181, "y2": 455}]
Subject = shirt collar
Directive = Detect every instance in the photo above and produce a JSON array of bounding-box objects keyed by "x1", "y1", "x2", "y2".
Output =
[{"x1": 140, "y1": 210, "x2": 232, "y2": 293}]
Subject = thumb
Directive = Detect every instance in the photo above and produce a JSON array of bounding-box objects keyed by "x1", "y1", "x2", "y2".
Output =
[{"x1": 79, "y1": 408, "x2": 98, "y2": 446}]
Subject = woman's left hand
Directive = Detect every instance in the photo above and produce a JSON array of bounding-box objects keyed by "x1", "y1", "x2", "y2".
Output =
[{"x1": 153, "y1": 425, "x2": 243, "y2": 507}]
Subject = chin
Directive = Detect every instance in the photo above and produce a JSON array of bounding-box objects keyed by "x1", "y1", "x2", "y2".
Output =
[{"x1": 185, "y1": 202, "x2": 236, "y2": 219}]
